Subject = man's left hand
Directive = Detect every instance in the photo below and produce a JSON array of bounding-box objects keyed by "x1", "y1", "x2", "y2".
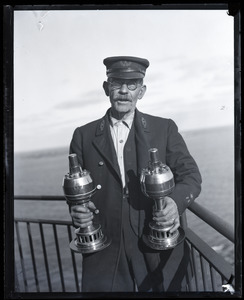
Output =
[{"x1": 152, "y1": 196, "x2": 180, "y2": 233}]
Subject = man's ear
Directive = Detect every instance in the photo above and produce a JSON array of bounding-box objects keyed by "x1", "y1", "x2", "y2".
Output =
[
  {"x1": 138, "y1": 85, "x2": 146, "y2": 100},
  {"x1": 103, "y1": 81, "x2": 109, "y2": 96}
]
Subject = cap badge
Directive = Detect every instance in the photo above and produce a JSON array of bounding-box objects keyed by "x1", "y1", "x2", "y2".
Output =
[
  {"x1": 99, "y1": 120, "x2": 105, "y2": 132},
  {"x1": 141, "y1": 117, "x2": 147, "y2": 128},
  {"x1": 120, "y1": 60, "x2": 132, "y2": 67}
]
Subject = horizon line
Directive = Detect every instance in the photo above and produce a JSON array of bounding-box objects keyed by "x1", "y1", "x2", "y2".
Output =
[{"x1": 13, "y1": 124, "x2": 234, "y2": 155}]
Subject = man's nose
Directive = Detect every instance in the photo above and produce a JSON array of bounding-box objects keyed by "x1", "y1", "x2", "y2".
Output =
[{"x1": 119, "y1": 83, "x2": 128, "y2": 93}]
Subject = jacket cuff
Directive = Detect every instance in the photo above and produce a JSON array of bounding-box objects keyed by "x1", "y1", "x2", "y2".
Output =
[{"x1": 169, "y1": 184, "x2": 200, "y2": 215}]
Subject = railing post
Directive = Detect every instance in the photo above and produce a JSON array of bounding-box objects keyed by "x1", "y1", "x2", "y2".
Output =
[
  {"x1": 15, "y1": 221, "x2": 28, "y2": 292},
  {"x1": 67, "y1": 225, "x2": 80, "y2": 292},
  {"x1": 39, "y1": 223, "x2": 52, "y2": 292},
  {"x1": 53, "y1": 224, "x2": 66, "y2": 292},
  {"x1": 26, "y1": 222, "x2": 40, "y2": 292}
]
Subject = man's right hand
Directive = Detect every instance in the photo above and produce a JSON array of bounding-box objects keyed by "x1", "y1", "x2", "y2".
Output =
[{"x1": 70, "y1": 201, "x2": 97, "y2": 228}]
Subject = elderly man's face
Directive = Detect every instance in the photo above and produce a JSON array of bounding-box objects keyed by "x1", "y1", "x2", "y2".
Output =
[{"x1": 104, "y1": 78, "x2": 146, "y2": 118}]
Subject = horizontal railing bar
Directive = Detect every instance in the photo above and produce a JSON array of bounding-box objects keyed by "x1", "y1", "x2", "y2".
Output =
[
  {"x1": 14, "y1": 195, "x2": 235, "y2": 243},
  {"x1": 15, "y1": 195, "x2": 66, "y2": 201},
  {"x1": 188, "y1": 201, "x2": 234, "y2": 243},
  {"x1": 185, "y1": 228, "x2": 234, "y2": 281},
  {"x1": 14, "y1": 218, "x2": 72, "y2": 226}
]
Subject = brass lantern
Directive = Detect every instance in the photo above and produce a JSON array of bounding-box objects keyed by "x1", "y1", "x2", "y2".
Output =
[
  {"x1": 140, "y1": 148, "x2": 185, "y2": 250},
  {"x1": 63, "y1": 153, "x2": 111, "y2": 253}
]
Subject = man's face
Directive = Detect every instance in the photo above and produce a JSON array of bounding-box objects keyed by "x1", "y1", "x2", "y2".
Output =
[{"x1": 105, "y1": 78, "x2": 146, "y2": 117}]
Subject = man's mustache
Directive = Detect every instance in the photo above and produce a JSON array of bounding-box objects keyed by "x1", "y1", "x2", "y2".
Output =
[{"x1": 114, "y1": 95, "x2": 132, "y2": 101}]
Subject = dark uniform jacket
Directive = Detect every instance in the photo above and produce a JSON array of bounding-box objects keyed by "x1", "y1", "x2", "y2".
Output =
[{"x1": 70, "y1": 108, "x2": 202, "y2": 292}]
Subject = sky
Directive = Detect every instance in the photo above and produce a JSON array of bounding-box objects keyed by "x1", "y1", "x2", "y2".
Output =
[{"x1": 14, "y1": 9, "x2": 234, "y2": 152}]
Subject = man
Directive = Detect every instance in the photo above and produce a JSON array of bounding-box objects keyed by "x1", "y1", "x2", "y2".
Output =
[{"x1": 69, "y1": 56, "x2": 202, "y2": 292}]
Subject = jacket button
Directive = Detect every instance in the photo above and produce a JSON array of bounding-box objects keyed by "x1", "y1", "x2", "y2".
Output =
[{"x1": 98, "y1": 161, "x2": 104, "y2": 166}]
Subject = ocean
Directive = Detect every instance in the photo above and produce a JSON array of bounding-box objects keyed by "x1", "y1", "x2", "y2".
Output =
[{"x1": 13, "y1": 125, "x2": 236, "y2": 291}]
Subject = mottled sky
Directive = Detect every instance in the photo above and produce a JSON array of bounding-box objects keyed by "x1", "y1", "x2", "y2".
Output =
[{"x1": 14, "y1": 9, "x2": 234, "y2": 152}]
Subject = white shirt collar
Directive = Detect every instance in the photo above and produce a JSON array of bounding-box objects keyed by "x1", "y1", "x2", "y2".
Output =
[{"x1": 110, "y1": 111, "x2": 135, "y2": 129}]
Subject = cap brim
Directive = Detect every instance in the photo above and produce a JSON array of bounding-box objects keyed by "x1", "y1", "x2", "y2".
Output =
[{"x1": 108, "y1": 72, "x2": 144, "y2": 79}]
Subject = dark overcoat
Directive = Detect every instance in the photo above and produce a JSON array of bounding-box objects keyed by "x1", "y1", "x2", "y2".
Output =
[{"x1": 69, "y1": 108, "x2": 202, "y2": 292}]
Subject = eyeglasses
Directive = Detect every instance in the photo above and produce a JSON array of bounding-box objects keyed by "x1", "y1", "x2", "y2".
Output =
[{"x1": 108, "y1": 79, "x2": 142, "y2": 91}]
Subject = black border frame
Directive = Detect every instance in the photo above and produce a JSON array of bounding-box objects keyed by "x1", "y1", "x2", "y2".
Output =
[{"x1": 3, "y1": 2, "x2": 242, "y2": 299}]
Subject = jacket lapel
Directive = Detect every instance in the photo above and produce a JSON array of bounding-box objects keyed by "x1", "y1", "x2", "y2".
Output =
[
  {"x1": 134, "y1": 109, "x2": 152, "y2": 176},
  {"x1": 92, "y1": 110, "x2": 121, "y2": 182}
]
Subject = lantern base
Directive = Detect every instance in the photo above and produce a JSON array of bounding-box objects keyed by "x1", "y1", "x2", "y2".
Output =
[
  {"x1": 143, "y1": 226, "x2": 185, "y2": 251},
  {"x1": 69, "y1": 224, "x2": 111, "y2": 253},
  {"x1": 70, "y1": 235, "x2": 111, "y2": 253}
]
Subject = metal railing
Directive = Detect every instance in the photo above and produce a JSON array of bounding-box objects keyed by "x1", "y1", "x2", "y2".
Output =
[
  {"x1": 14, "y1": 195, "x2": 235, "y2": 293},
  {"x1": 15, "y1": 217, "x2": 81, "y2": 293}
]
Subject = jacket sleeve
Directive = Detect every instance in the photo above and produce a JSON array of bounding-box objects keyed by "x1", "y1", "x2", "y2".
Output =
[
  {"x1": 166, "y1": 119, "x2": 202, "y2": 215},
  {"x1": 69, "y1": 127, "x2": 84, "y2": 167}
]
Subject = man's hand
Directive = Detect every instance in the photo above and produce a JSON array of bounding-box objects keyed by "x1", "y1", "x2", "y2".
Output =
[
  {"x1": 152, "y1": 196, "x2": 180, "y2": 233},
  {"x1": 70, "y1": 201, "x2": 97, "y2": 228}
]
